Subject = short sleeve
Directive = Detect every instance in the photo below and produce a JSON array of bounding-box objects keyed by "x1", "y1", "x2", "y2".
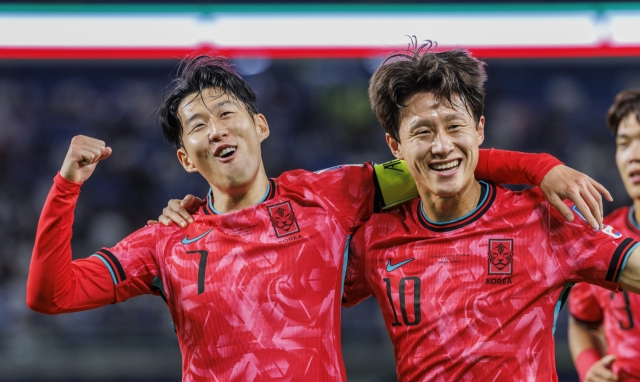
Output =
[
  {"x1": 342, "y1": 227, "x2": 373, "y2": 307},
  {"x1": 548, "y1": 201, "x2": 639, "y2": 291},
  {"x1": 569, "y1": 282, "x2": 604, "y2": 328}
]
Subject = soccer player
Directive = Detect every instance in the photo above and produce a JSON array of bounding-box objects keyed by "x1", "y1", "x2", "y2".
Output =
[
  {"x1": 341, "y1": 44, "x2": 640, "y2": 381},
  {"x1": 569, "y1": 89, "x2": 640, "y2": 382},
  {"x1": 28, "y1": 54, "x2": 608, "y2": 381}
]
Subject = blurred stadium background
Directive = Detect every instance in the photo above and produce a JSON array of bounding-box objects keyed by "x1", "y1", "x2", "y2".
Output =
[{"x1": 2, "y1": 1, "x2": 640, "y2": 381}]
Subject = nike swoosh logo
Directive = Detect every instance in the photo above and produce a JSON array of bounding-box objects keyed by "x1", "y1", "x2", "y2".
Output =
[
  {"x1": 181, "y1": 228, "x2": 213, "y2": 245},
  {"x1": 386, "y1": 258, "x2": 415, "y2": 272}
]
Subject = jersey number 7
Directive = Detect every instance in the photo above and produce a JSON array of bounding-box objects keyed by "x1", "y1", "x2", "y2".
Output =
[{"x1": 187, "y1": 250, "x2": 208, "y2": 294}]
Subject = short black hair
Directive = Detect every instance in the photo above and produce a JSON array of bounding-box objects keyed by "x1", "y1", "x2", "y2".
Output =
[
  {"x1": 158, "y1": 55, "x2": 259, "y2": 149},
  {"x1": 369, "y1": 39, "x2": 487, "y2": 141},
  {"x1": 607, "y1": 88, "x2": 640, "y2": 136}
]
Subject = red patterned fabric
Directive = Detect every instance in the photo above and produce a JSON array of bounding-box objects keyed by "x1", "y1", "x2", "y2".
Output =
[
  {"x1": 569, "y1": 206, "x2": 640, "y2": 381},
  {"x1": 344, "y1": 183, "x2": 636, "y2": 382},
  {"x1": 30, "y1": 165, "x2": 377, "y2": 381},
  {"x1": 27, "y1": 148, "x2": 558, "y2": 381}
]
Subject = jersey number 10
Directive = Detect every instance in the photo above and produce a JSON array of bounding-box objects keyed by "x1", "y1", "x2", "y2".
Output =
[{"x1": 384, "y1": 277, "x2": 422, "y2": 326}]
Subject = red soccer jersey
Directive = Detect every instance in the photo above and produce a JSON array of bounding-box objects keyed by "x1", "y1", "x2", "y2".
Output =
[
  {"x1": 569, "y1": 205, "x2": 640, "y2": 381},
  {"x1": 27, "y1": 149, "x2": 560, "y2": 381},
  {"x1": 89, "y1": 164, "x2": 380, "y2": 381},
  {"x1": 343, "y1": 182, "x2": 637, "y2": 382}
]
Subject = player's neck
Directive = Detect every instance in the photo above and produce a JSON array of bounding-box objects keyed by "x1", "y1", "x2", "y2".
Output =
[
  {"x1": 209, "y1": 171, "x2": 270, "y2": 213},
  {"x1": 419, "y1": 180, "x2": 482, "y2": 223},
  {"x1": 633, "y1": 200, "x2": 640, "y2": 225}
]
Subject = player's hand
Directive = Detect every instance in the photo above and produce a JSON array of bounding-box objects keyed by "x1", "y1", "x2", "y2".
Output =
[
  {"x1": 584, "y1": 355, "x2": 618, "y2": 382},
  {"x1": 60, "y1": 135, "x2": 112, "y2": 184},
  {"x1": 147, "y1": 194, "x2": 203, "y2": 227},
  {"x1": 540, "y1": 165, "x2": 612, "y2": 230}
]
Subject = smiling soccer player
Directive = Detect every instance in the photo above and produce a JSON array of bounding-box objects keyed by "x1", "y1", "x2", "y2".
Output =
[
  {"x1": 27, "y1": 54, "x2": 611, "y2": 381},
  {"x1": 569, "y1": 89, "x2": 640, "y2": 382},
  {"x1": 343, "y1": 45, "x2": 640, "y2": 381}
]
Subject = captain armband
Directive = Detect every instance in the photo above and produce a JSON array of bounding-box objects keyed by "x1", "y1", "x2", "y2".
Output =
[{"x1": 374, "y1": 160, "x2": 418, "y2": 211}]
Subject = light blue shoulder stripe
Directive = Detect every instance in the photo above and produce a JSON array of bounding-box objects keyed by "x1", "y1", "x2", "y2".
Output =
[
  {"x1": 552, "y1": 282, "x2": 574, "y2": 335},
  {"x1": 341, "y1": 235, "x2": 352, "y2": 298},
  {"x1": 618, "y1": 242, "x2": 640, "y2": 282},
  {"x1": 629, "y1": 206, "x2": 640, "y2": 229},
  {"x1": 91, "y1": 253, "x2": 118, "y2": 285}
]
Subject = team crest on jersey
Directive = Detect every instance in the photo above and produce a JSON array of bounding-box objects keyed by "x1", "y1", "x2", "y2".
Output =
[
  {"x1": 267, "y1": 201, "x2": 300, "y2": 237},
  {"x1": 488, "y1": 239, "x2": 513, "y2": 275}
]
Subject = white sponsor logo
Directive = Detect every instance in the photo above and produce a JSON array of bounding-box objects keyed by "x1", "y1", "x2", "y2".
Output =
[{"x1": 602, "y1": 225, "x2": 623, "y2": 239}]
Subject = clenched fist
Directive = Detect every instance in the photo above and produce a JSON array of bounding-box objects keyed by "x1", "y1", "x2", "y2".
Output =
[{"x1": 60, "y1": 135, "x2": 112, "y2": 184}]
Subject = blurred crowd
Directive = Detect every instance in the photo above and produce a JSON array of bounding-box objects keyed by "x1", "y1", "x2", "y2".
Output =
[{"x1": 1, "y1": 56, "x2": 639, "y2": 381}]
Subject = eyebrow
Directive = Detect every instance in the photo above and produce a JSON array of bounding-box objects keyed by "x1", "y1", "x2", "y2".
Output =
[
  {"x1": 184, "y1": 100, "x2": 234, "y2": 126},
  {"x1": 617, "y1": 132, "x2": 640, "y2": 140},
  {"x1": 443, "y1": 112, "x2": 469, "y2": 121},
  {"x1": 409, "y1": 112, "x2": 468, "y2": 128}
]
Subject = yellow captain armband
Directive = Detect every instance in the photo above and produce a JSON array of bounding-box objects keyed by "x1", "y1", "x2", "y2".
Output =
[{"x1": 373, "y1": 159, "x2": 418, "y2": 211}]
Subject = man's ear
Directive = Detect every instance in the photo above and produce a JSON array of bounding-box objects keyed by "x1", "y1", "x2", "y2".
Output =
[
  {"x1": 385, "y1": 133, "x2": 404, "y2": 160},
  {"x1": 476, "y1": 116, "x2": 485, "y2": 146},
  {"x1": 177, "y1": 147, "x2": 198, "y2": 173},
  {"x1": 254, "y1": 113, "x2": 270, "y2": 142}
]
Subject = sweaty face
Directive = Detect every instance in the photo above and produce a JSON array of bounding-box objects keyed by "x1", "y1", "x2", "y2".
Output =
[
  {"x1": 177, "y1": 88, "x2": 269, "y2": 193},
  {"x1": 616, "y1": 113, "x2": 640, "y2": 200},
  {"x1": 387, "y1": 92, "x2": 484, "y2": 202}
]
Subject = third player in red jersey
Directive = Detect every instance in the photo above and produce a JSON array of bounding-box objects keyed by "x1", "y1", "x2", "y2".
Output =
[{"x1": 569, "y1": 89, "x2": 640, "y2": 382}]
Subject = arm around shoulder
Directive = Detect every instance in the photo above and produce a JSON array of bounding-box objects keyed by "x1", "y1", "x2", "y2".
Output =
[{"x1": 475, "y1": 148, "x2": 562, "y2": 186}]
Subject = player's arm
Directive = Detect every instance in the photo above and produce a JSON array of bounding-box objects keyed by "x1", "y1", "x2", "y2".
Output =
[
  {"x1": 27, "y1": 136, "x2": 116, "y2": 314},
  {"x1": 569, "y1": 319, "x2": 617, "y2": 382},
  {"x1": 373, "y1": 150, "x2": 610, "y2": 228},
  {"x1": 342, "y1": 229, "x2": 373, "y2": 307},
  {"x1": 153, "y1": 150, "x2": 610, "y2": 230},
  {"x1": 567, "y1": 283, "x2": 616, "y2": 382},
  {"x1": 477, "y1": 149, "x2": 611, "y2": 230},
  {"x1": 153, "y1": 160, "x2": 418, "y2": 226}
]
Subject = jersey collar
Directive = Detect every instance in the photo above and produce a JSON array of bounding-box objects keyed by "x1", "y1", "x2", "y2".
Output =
[
  {"x1": 203, "y1": 179, "x2": 277, "y2": 215},
  {"x1": 417, "y1": 180, "x2": 496, "y2": 232},
  {"x1": 626, "y1": 205, "x2": 640, "y2": 235}
]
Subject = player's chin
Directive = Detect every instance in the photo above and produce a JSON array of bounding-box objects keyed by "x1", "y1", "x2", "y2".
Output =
[
  {"x1": 624, "y1": 181, "x2": 640, "y2": 199},
  {"x1": 428, "y1": 177, "x2": 465, "y2": 195}
]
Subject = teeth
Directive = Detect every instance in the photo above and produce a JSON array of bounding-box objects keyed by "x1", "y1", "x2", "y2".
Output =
[
  {"x1": 431, "y1": 160, "x2": 460, "y2": 171},
  {"x1": 219, "y1": 147, "x2": 236, "y2": 157}
]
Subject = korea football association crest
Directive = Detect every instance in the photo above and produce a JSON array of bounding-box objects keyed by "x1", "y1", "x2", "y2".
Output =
[
  {"x1": 267, "y1": 201, "x2": 300, "y2": 238},
  {"x1": 488, "y1": 239, "x2": 514, "y2": 275}
]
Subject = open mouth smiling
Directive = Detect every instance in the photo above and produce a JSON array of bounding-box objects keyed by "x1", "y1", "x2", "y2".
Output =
[
  {"x1": 429, "y1": 159, "x2": 461, "y2": 172},
  {"x1": 215, "y1": 146, "x2": 237, "y2": 159}
]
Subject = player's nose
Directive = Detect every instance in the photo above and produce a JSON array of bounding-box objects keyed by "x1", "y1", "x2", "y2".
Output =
[
  {"x1": 431, "y1": 132, "x2": 454, "y2": 155},
  {"x1": 208, "y1": 123, "x2": 229, "y2": 142}
]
